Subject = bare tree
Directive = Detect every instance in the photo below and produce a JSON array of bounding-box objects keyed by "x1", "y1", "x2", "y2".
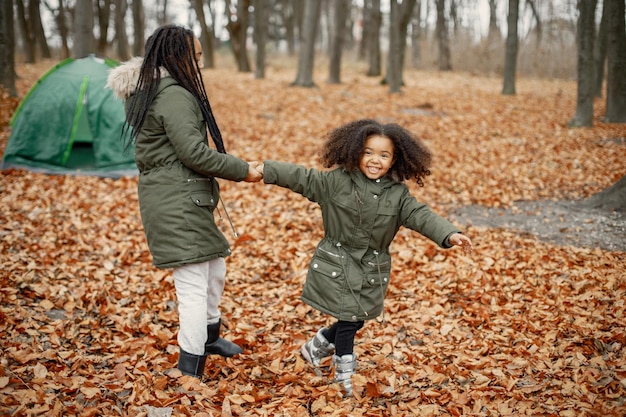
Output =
[
  {"x1": 132, "y1": 0, "x2": 144, "y2": 57},
  {"x1": 593, "y1": 0, "x2": 608, "y2": 98},
  {"x1": 410, "y1": 0, "x2": 422, "y2": 68},
  {"x1": 435, "y1": 0, "x2": 451, "y2": 71},
  {"x1": 387, "y1": 0, "x2": 402, "y2": 92},
  {"x1": 225, "y1": 0, "x2": 251, "y2": 72},
  {"x1": 254, "y1": 0, "x2": 268, "y2": 79},
  {"x1": 96, "y1": 0, "x2": 112, "y2": 57},
  {"x1": 75, "y1": 0, "x2": 95, "y2": 57},
  {"x1": 327, "y1": 0, "x2": 349, "y2": 84},
  {"x1": 192, "y1": 0, "x2": 216, "y2": 68},
  {"x1": 292, "y1": 0, "x2": 321, "y2": 87},
  {"x1": 363, "y1": 0, "x2": 381, "y2": 77},
  {"x1": 502, "y1": 0, "x2": 519, "y2": 95},
  {"x1": 43, "y1": 0, "x2": 70, "y2": 59},
  {"x1": 114, "y1": 0, "x2": 130, "y2": 60},
  {"x1": 605, "y1": 0, "x2": 626, "y2": 122},
  {"x1": 569, "y1": 0, "x2": 597, "y2": 128},
  {"x1": 0, "y1": 0, "x2": 17, "y2": 96},
  {"x1": 15, "y1": 0, "x2": 35, "y2": 62}
]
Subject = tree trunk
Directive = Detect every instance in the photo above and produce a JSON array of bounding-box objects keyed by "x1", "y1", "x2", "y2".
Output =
[
  {"x1": 15, "y1": 0, "x2": 35, "y2": 63},
  {"x1": 132, "y1": 0, "x2": 145, "y2": 57},
  {"x1": 581, "y1": 175, "x2": 626, "y2": 211},
  {"x1": 411, "y1": 0, "x2": 422, "y2": 68},
  {"x1": 502, "y1": 0, "x2": 519, "y2": 95},
  {"x1": 593, "y1": 0, "x2": 608, "y2": 98},
  {"x1": 254, "y1": 0, "x2": 267, "y2": 79},
  {"x1": 387, "y1": 0, "x2": 402, "y2": 93},
  {"x1": 327, "y1": 0, "x2": 349, "y2": 84},
  {"x1": 114, "y1": 0, "x2": 130, "y2": 60},
  {"x1": 435, "y1": 0, "x2": 451, "y2": 71},
  {"x1": 605, "y1": 0, "x2": 626, "y2": 123},
  {"x1": 193, "y1": 0, "x2": 215, "y2": 68},
  {"x1": 96, "y1": 0, "x2": 112, "y2": 57},
  {"x1": 0, "y1": 0, "x2": 17, "y2": 97},
  {"x1": 31, "y1": 0, "x2": 50, "y2": 58},
  {"x1": 292, "y1": 0, "x2": 321, "y2": 87},
  {"x1": 75, "y1": 0, "x2": 95, "y2": 57},
  {"x1": 43, "y1": 0, "x2": 70, "y2": 58},
  {"x1": 364, "y1": 0, "x2": 381, "y2": 77},
  {"x1": 397, "y1": 0, "x2": 416, "y2": 72},
  {"x1": 569, "y1": 0, "x2": 597, "y2": 128},
  {"x1": 225, "y1": 0, "x2": 251, "y2": 72}
]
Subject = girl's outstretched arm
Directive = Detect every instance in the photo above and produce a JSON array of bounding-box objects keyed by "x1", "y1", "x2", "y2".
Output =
[{"x1": 448, "y1": 233, "x2": 473, "y2": 252}]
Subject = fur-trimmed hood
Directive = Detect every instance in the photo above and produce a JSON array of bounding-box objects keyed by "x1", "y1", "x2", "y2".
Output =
[{"x1": 105, "y1": 57, "x2": 170, "y2": 100}]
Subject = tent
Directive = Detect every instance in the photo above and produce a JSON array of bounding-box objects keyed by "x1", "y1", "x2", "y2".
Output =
[{"x1": 2, "y1": 55, "x2": 137, "y2": 177}]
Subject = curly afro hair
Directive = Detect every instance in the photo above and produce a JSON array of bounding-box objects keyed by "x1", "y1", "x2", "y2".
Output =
[{"x1": 320, "y1": 119, "x2": 432, "y2": 186}]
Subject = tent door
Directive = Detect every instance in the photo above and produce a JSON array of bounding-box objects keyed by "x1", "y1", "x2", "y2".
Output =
[{"x1": 64, "y1": 76, "x2": 96, "y2": 169}]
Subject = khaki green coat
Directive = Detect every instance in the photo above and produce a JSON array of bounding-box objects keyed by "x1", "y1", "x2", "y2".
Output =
[{"x1": 263, "y1": 161, "x2": 461, "y2": 321}]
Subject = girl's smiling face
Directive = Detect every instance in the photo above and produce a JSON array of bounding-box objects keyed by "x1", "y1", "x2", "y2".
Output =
[{"x1": 359, "y1": 135, "x2": 395, "y2": 180}]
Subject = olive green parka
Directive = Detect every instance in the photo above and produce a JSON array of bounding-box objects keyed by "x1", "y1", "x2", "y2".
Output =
[
  {"x1": 106, "y1": 58, "x2": 249, "y2": 269},
  {"x1": 263, "y1": 161, "x2": 461, "y2": 322}
]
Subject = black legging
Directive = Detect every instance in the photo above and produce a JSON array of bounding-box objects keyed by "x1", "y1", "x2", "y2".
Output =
[{"x1": 322, "y1": 320, "x2": 365, "y2": 356}]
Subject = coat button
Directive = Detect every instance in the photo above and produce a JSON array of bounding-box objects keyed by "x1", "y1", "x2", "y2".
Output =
[
  {"x1": 370, "y1": 279, "x2": 375, "y2": 283},
  {"x1": 373, "y1": 195, "x2": 378, "y2": 199},
  {"x1": 195, "y1": 199, "x2": 200, "y2": 204},
  {"x1": 351, "y1": 315, "x2": 357, "y2": 320},
  {"x1": 313, "y1": 263, "x2": 319, "y2": 268},
  {"x1": 336, "y1": 242, "x2": 342, "y2": 247},
  {"x1": 331, "y1": 272, "x2": 337, "y2": 277}
]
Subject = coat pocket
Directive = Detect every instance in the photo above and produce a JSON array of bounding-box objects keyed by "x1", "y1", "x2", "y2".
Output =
[{"x1": 190, "y1": 191, "x2": 217, "y2": 210}]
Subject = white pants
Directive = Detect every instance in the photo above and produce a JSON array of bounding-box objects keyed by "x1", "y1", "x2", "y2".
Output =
[{"x1": 173, "y1": 258, "x2": 226, "y2": 355}]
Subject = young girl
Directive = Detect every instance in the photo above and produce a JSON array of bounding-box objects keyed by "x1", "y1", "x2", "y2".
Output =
[
  {"x1": 106, "y1": 25, "x2": 262, "y2": 379},
  {"x1": 257, "y1": 119, "x2": 472, "y2": 396}
]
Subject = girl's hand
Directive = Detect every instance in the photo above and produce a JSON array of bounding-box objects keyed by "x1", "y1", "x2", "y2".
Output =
[
  {"x1": 244, "y1": 161, "x2": 263, "y2": 182},
  {"x1": 256, "y1": 163, "x2": 264, "y2": 175},
  {"x1": 449, "y1": 233, "x2": 473, "y2": 252}
]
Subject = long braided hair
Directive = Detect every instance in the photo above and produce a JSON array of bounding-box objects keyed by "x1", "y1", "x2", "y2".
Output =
[{"x1": 122, "y1": 24, "x2": 226, "y2": 154}]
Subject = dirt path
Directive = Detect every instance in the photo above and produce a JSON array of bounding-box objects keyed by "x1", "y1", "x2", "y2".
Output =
[{"x1": 449, "y1": 200, "x2": 626, "y2": 252}]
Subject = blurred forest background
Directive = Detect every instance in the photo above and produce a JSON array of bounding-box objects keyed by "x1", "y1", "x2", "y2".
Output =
[{"x1": 0, "y1": 0, "x2": 620, "y2": 84}]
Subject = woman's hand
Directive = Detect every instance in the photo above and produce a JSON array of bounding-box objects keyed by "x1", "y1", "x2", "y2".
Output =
[{"x1": 244, "y1": 161, "x2": 263, "y2": 182}]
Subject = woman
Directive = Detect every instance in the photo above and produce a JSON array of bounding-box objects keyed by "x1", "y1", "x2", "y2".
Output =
[{"x1": 106, "y1": 24, "x2": 262, "y2": 379}]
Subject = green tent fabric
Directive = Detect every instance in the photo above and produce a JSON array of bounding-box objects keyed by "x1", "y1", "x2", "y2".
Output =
[{"x1": 2, "y1": 55, "x2": 137, "y2": 177}]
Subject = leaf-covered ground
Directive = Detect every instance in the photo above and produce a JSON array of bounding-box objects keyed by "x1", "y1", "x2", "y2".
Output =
[{"x1": 1, "y1": 59, "x2": 625, "y2": 416}]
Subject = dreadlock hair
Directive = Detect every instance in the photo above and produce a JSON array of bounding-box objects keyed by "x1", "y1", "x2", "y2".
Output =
[
  {"x1": 320, "y1": 119, "x2": 432, "y2": 187},
  {"x1": 121, "y1": 24, "x2": 226, "y2": 154}
]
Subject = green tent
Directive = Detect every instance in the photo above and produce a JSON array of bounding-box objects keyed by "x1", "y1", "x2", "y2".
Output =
[{"x1": 2, "y1": 55, "x2": 137, "y2": 177}]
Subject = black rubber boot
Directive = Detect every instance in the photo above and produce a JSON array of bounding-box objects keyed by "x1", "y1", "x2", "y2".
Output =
[
  {"x1": 177, "y1": 348, "x2": 207, "y2": 378},
  {"x1": 205, "y1": 320, "x2": 243, "y2": 357}
]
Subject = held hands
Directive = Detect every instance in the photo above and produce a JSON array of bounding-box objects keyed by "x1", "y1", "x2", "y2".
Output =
[
  {"x1": 449, "y1": 233, "x2": 473, "y2": 253},
  {"x1": 244, "y1": 161, "x2": 263, "y2": 182}
]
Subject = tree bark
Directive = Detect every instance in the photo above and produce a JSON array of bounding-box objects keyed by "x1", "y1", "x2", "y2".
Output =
[
  {"x1": 593, "y1": 0, "x2": 608, "y2": 98},
  {"x1": 225, "y1": 0, "x2": 251, "y2": 72},
  {"x1": 327, "y1": 0, "x2": 349, "y2": 84},
  {"x1": 569, "y1": 0, "x2": 597, "y2": 128},
  {"x1": 292, "y1": 0, "x2": 320, "y2": 87},
  {"x1": 114, "y1": 0, "x2": 130, "y2": 60},
  {"x1": 435, "y1": 0, "x2": 451, "y2": 71},
  {"x1": 96, "y1": 0, "x2": 112, "y2": 56},
  {"x1": 387, "y1": 0, "x2": 402, "y2": 92},
  {"x1": 410, "y1": 0, "x2": 422, "y2": 68},
  {"x1": 364, "y1": 0, "x2": 381, "y2": 77},
  {"x1": 502, "y1": 0, "x2": 519, "y2": 95},
  {"x1": 31, "y1": 0, "x2": 50, "y2": 58},
  {"x1": 0, "y1": 0, "x2": 17, "y2": 96},
  {"x1": 193, "y1": 0, "x2": 215, "y2": 68},
  {"x1": 605, "y1": 0, "x2": 626, "y2": 122},
  {"x1": 581, "y1": 175, "x2": 626, "y2": 211},
  {"x1": 75, "y1": 0, "x2": 95, "y2": 58},
  {"x1": 132, "y1": 0, "x2": 144, "y2": 57},
  {"x1": 254, "y1": 0, "x2": 267, "y2": 79},
  {"x1": 15, "y1": 0, "x2": 35, "y2": 63}
]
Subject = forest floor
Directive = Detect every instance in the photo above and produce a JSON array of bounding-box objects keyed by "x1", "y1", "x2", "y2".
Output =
[{"x1": 1, "y1": 57, "x2": 625, "y2": 417}]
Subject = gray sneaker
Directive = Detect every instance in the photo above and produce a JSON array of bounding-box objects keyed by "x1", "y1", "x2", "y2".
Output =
[
  {"x1": 301, "y1": 328, "x2": 335, "y2": 367},
  {"x1": 332, "y1": 353, "x2": 357, "y2": 397}
]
